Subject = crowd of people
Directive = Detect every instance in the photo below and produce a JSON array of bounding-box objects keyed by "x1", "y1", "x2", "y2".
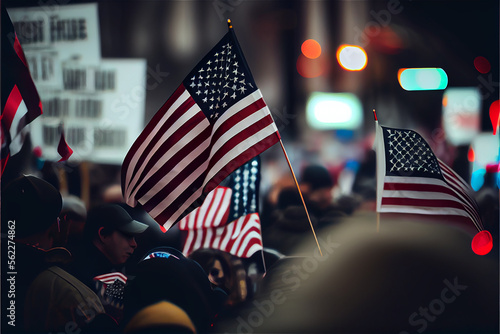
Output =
[{"x1": 1, "y1": 159, "x2": 498, "y2": 334}]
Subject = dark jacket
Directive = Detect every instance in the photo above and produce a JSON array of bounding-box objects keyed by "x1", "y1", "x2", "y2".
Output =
[
  {"x1": 68, "y1": 242, "x2": 127, "y2": 325},
  {"x1": 24, "y1": 266, "x2": 105, "y2": 333}
]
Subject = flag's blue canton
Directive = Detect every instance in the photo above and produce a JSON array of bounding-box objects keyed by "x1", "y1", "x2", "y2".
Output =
[
  {"x1": 227, "y1": 156, "x2": 260, "y2": 220},
  {"x1": 182, "y1": 31, "x2": 257, "y2": 124},
  {"x1": 383, "y1": 126, "x2": 442, "y2": 179}
]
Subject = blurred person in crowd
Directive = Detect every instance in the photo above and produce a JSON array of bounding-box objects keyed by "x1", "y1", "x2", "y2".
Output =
[
  {"x1": 123, "y1": 247, "x2": 226, "y2": 334},
  {"x1": 68, "y1": 203, "x2": 148, "y2": 325},
  {"x1": 300, "y1": 164, "x2": 335, "y2": 213},
  {"x1": 188, "y1": 248, "x2": 251, "y2": 308},
  {"x1": 262, "y1": 185, "x2": 341, "y2": 255},
  {"x1": 259, "y1": 175, "x2": 295, "y2": 230},
  {"x1": 219, "y1": 213, "x2": 499, "y2": 333},
  {"x1": 1, "y1": 175, "x2": 105, "y2": 333},
  {"x1": 116, "y1": 203, "x2": 184, "y2": 272},
  {"x1": 188, "y1": 249, "x2": 233, "y2": 295},
  {"x1": 48, "y1": 195, "x2": 87, "y2": 253}
]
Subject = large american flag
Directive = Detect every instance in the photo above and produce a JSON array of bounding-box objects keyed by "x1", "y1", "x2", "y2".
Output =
[
  {"x1": 179, "y1": 157, "x2": 263, "y2": 258},
  {"x1": 1, "y1": 6, "x2": 43, "y2": 176},
  {"x1": 121, "y1": 28, "x2": 280, "y2": 231},
  {"x1": 374, "y1": 122, "x2": 483, "y2": 232}
]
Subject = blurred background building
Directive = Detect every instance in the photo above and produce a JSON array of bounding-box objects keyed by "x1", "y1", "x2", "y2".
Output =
[{"x1": 3, "y1": 0, "x2": 499, "y2": 208}]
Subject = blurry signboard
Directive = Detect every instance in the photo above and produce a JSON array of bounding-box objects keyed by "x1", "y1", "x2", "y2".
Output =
[
  {"x1": 7, "y1": 3, "x2": 101, "y2": 89},
  {"x1": 30, "y1": 59, "x2": 147, "y2": 164},
  {"x1": 442, "y1": 87, "x2": 481, "y2": 146}
]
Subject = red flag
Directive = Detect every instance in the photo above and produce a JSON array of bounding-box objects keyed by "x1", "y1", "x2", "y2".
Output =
[
  {"x1": 374, "y1": 122, "x2": 484, "y2": 233},
  {"x1": 1, "y1": 6, "x2": 43, "y2": 176},
  {"x1": 121, "y1": 27, "x2": 280, "y2": 231},
  {"x1": 57, "y1": 125, "x2": 73, "y2": 162}
]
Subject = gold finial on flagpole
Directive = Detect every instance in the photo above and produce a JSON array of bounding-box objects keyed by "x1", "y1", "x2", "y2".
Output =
[{"x1": 227, "y1": 19, "x2": 232, "y2": 29}]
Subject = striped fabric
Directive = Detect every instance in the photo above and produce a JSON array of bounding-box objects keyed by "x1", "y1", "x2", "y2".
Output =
[
  {"x1": 121, "y1": 28, "x2": 280, "y2": 231},
  {"x1": 182, "y1": 212, "x2": 263, "y2": 258},
  {"x1": 1, "y1": 7, "x2": 43, "y2": 175},
  {"x1": 93, "y1": 272, "x2": 128, "y2": 285},
  {"x1": 375, "y1": 122, "x2": 483, "y2": 231},
  {"x1": 178, "y1": 186, "x2": 232, "y2": 230}
]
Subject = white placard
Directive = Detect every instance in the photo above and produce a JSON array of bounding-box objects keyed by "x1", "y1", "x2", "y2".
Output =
[
  {"x1": 7, "y1": 3, "x2": 101, "y2": 89},
  {"x1": 31, "y1": 59, "x2": 147, "y2": 165},
  {"x1": 442, "y1": 87, "x2": 481, "y2": 146}
]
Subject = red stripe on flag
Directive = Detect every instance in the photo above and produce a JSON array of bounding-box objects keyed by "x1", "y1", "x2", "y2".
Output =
[
  {"x1": 205, "y1": 132, "x2": 278, "y2": 192},
  {"x1": 121, "y1": 85, "x2": 188, "y2": 191},
  {"x1": 182, "y1": 213, "x2": 263, "y2": 258},
  {"x1": 13, "y1": 33, "x2": 28, "y2": 67},
  {"x1": 2, "y1": 85, "x2": 23, "y2": 129}
]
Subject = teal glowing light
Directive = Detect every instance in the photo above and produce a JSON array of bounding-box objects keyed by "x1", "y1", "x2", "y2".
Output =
[{"x1": 398, "y1": 68, "x2": 448, "y2": 91}]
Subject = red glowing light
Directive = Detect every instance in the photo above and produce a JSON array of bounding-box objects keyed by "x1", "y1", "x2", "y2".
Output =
[
  {"x1": 474, "y1": 56, "x2": 491, "y2": 74},
  {"x1": 489, "y1": 100, "x2": 500, "y2": 135},
  {"x1": 471, "y1": 230, "x2": 493, "y2": 255},
  {"x1": 296, "y1": 54, "x2": 328, "y2": 78},
  {"x1": 33, "y1": 146, "x2": 43, "y2": 158},
  {"x1": 467, "y1": 147, "x2": 475, "y2": 162},
  {"x1": 301, "y1": 39, "x2": 322, "y2": 59}
]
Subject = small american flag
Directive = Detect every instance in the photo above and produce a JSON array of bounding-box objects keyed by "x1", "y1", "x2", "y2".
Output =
[
  {"x1": 121, "y1": 27, "x2": 280, "y2": 231},
  {"x1": 93, "y1": 272, "x2": 128, "y2": 286},
  {"x1": 374, "y1": 122, "x2": 483, "y2": 232},
  {"x1": 180, "y1": 157, "x2": 263, "y2": 258},
  {"x1": 1, "y1": 6, "x2": 43, "y2": 176}
]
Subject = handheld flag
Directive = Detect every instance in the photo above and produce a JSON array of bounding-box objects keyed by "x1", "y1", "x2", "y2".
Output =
[
  {"x1": 179, "y1": 157, "x2": 263, "y2": 258},
  {"x1": 374, "y1": 121, "x2": 492, "y2": 254},
  {"x1": 1, "y1": 6, "x2": 43, "y2": 176},
  {"x1": 121, "y1": 24, "x2": 280, "y2": 231},
  {"x1": 57, "y1": 123, "x2": 73, "y2": 162}
]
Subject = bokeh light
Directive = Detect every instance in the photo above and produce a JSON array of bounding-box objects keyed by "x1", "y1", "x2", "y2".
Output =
[
  {"x1": 489, "y1": 100, "x2": 500, "y2": 135},
  {"x1": 398, "y1": 68, "x2": 448, "y2": 91},
  {"x1": 336, "y1": 45, "x2": 367, "y2": 71},
  {"x1": 306, "y1": 92, "x2": 363, "y2": 130},
  {"x1": 301, "y1": 39, "x2": 322, "y2": 59},
  {"x1": 467, "y1": 147, "x2": 475, "y2": 162},
  {"x1": 471, "y1": 230, "x2": 493, "y2": 255},
  {"x1": 470, "y1": 169, "x2": 485, "y2": 191},
  {"x1": 474, "y1": 56, "x2": 491, "y2": 74},
  {"x1": 296, "y1": 54, "x2": 328, "y2": 78}
]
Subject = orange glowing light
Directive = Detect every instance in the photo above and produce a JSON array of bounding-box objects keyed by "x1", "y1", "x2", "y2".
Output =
[
  {"x1": 442, "y1": 95, "x2": 448, "y2": 107},
  {"x1": 301, "y1": 39, "x2": 322, "y2": 59}
]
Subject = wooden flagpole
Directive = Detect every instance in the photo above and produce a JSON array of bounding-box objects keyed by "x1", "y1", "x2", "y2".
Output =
[
  {"x1": 226, "y1": 19, "x2": 321, "y2": 255},
  {"x1": 279, "y1": 139, "x2": 323, "y2": 256},
  {"x1": 373, "y1": 109, "x2": 381, "y2": 233}
]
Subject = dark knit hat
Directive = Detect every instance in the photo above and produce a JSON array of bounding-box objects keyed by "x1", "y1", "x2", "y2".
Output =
[
  {"x1": 2, "y1": 175, "x2": 62, "y2": 238},
  {"x1": 301, "y1": 165, "x2": 334, "y2": 191}
]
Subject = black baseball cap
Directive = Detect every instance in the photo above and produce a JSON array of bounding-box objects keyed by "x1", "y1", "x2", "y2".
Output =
[
  {"x1": 84, "y1": 204, "x2": 148, "y2": 239},
  {"x1": 2, "y1": 175, "x2": 62, "y2": 238}
]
